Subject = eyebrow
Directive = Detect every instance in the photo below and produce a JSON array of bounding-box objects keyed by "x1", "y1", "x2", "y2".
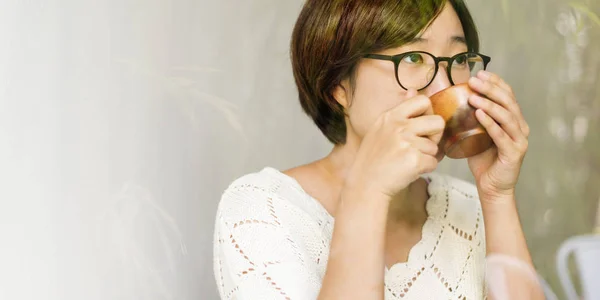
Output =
[
  {"x1": 451, "y1": 36, "x2": 467, "y2": 45},
  {"x1": 407, "y1": 35, "x2": 467, "y2": 45},
  {"x1": 406, "y1": 37, "x2": 428, "y2": 45}
]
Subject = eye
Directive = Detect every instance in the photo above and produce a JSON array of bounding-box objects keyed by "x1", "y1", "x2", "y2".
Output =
[
  {"x1": 402, "y1": 53, "x2": 425, "y2": 64},
  {"x1": 454, "y1": 54, "x2": 468, "y2": 65}
]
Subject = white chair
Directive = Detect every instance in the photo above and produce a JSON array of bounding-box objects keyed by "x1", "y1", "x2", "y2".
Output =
[{"x1": 556, "y1": 234, "x2": 600, "y2": 300}]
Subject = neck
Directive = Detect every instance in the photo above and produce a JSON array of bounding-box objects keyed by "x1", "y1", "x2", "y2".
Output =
[{"x1": 386, "y1": 179, "x2": 428, "y2": 226}]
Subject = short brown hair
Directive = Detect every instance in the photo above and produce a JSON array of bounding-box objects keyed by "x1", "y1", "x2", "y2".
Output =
[{"x1": 290, "y1": 0, "x2": 480, "y2": 144}]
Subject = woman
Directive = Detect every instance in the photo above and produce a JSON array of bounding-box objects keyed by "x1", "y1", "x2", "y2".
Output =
[{"x1": 214, "y1": 0, "x2": 542, "y2": 299}]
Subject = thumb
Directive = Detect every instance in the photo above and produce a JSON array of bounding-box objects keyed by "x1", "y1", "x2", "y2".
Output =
[{"x1": 404, "y1": 88, "x2": 434, "y2": 116}]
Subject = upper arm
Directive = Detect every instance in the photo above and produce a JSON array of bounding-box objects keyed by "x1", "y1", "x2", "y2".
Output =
[{"x1": 213, "y1": 183, "x2": 321, "y2": 300}]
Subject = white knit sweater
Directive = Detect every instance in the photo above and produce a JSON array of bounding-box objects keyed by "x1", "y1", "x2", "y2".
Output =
[{"x1": 213, "y1": 167, "x2": 486, "y2": 299}]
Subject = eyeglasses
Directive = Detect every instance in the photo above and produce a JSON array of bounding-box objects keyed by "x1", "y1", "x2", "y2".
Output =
[{"x1": 363, "y1": 51, "x2": 491, "y2": 91}]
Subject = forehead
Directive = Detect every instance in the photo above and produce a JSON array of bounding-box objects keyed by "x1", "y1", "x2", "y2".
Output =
[{"x1": 419, "y1": 3, "x2": 465, "y2": 40}]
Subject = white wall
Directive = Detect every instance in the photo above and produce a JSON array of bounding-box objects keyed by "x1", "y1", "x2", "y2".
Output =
[
  {"x1": 2, "y1": 0, "x2": 598, "y2": 299},
  {"x1": 0, "y1": 1, "x2": 329, "y2": 299}
]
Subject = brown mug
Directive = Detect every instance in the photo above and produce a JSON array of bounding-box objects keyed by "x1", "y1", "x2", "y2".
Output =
[{"x1": 429, "y1": 83, "x2": 494, "y2": 159}]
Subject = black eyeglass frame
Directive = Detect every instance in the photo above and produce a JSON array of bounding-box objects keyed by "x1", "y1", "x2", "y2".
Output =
[{"x1": 363, "y1": 51, "x2": 491, "y2": 91}]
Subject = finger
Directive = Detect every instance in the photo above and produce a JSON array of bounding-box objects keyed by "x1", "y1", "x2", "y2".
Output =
[
  {"x1": 477, "y1": 70, "x2": 512, "y2": 93},
  {"x1": 475, "y1": 71, "x2": 529, "y2": 136},
  {"x1": 417, "y1": 152, "x2": 439, "y2": 174},
  {"x1": 468, "y1": 76, "x2": 514, "y2": 111},
  {"x1": 474, "y1": 109, "x2": 518, "y2": 158},
  {"x1": 468, "y1": 94, "x2": 526, "y2": 144},
  {"x1": 388, "y1": 94, "x2": 434, "y2": 120},
  {"x1": 406, "y1": 115, "x2": 445, "y2": 141},
  {"x1": 406, "y1": 135, "x2": 439, "y2": 157},
  {"x1": 404, "y1": 87, "x2": 433, "y2": 115}
]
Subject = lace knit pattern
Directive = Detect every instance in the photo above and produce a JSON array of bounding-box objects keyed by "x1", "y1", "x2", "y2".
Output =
[{"x1": 213, "y1": 167, "x2": 486, "y2": 299}]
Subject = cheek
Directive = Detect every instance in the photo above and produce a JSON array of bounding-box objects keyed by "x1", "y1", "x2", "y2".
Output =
[{"x1": 346, "y1": 84, "x2": 407, "y2": 137}]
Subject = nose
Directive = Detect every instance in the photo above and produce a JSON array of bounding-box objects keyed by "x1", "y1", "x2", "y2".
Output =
[{"x1": 423, "y1": 62, "x2": 452, "y2": 97}]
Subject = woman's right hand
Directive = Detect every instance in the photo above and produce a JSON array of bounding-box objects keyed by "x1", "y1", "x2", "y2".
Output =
[{"x1": 345, "y1": 89, "x2": 445, "y2": 199}]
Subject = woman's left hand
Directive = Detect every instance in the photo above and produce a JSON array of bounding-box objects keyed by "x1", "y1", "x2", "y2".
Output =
[{"x1": 466, "y1": 70, "x2": 530, "y2": 203}]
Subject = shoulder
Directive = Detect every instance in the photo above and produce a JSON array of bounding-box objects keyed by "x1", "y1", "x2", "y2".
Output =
[
  {"x1": 213, "y1": 168, "x2": 326, "y2": 299},
  {"x1": 216, "y1": 168, "x2": 284, "y2": 224},
  {"x1": 215, "y1": 167, "x2": 329, "y2": 228}
]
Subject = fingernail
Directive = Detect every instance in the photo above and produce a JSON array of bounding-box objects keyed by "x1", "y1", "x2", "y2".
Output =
[
  {"x1": 469, "y1": 95, "x2": 482, "y2": 104},
  {"x1": 478, "y1": 70, "x2": 491, "y2": 79},
  {"x1": 469, "y1": 77, "x2": 483, "y2": 86},
  {"x1": 475, "y1": 109, "x2": 487, "y2": 119}
]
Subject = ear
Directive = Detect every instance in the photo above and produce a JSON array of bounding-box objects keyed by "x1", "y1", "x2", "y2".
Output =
[{"x1": 331, "y1": 80, "x2": 350, "y2": 109}]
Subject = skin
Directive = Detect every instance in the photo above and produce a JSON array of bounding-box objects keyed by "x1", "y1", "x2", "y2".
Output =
[{"x1": 285, "y1": 3, "x2": 543, "y2": 300}]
